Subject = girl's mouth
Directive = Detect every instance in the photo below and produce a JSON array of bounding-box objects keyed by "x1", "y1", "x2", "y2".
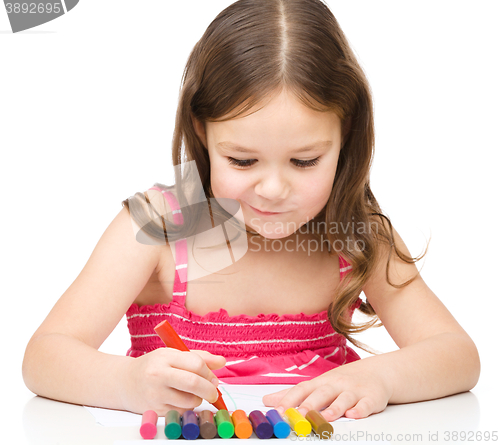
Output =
[{"x1": 249, "y1": 205, "x2": 285, "y2": 216}]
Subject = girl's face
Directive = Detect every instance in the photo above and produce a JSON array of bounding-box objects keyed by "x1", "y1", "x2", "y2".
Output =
[{"x1": 193, "y1": 89, "x2": 343, "y2": 240}]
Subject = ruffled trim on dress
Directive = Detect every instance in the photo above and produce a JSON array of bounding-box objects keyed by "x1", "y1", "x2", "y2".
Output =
[{"x1": 126, "y1": 302, "x2": 335, "y2": 324}]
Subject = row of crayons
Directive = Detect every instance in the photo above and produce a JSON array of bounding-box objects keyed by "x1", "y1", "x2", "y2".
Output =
[{"x1": 140, "y1": 407, "x2": 334, "y2": 440}]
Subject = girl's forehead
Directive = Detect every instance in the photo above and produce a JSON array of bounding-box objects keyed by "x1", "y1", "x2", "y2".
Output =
[
  {"x1": 215, "y1": 89, "x2": 334, "y2": 121},
  {"x1": 207, "y1": 100, "x2": 341, "y2": 145}
]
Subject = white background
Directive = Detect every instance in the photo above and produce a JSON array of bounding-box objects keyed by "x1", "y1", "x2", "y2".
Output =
[{"x1": 1, "y1": 0, "x2": 499, "y2": 442}]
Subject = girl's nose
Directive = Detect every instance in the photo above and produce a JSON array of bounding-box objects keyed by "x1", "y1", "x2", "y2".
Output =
[{"x1": 254, "y1": 171, "x2": 289, "y2": 201}]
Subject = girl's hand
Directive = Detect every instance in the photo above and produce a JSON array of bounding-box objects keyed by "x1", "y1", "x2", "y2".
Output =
[
  {"x1": 121, "y1": 348, "x2": 226, "y2": 415},
  {"x1": 262, "y1": 361, "x2": 393, "y2": 421}
]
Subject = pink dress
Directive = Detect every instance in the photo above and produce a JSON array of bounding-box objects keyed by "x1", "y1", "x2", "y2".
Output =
[{"x1": 125, "y1": 186, "x2": 362, "y2": 384}]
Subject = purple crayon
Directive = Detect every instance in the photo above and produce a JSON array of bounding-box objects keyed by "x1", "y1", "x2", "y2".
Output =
[{"x1": 249, "y1": 410, "x2": 274, "y2": 439}]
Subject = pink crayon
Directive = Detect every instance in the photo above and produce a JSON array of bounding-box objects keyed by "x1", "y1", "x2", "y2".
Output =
[{"x1": 140, "y1": 410, "x2": 158, "y2": 439}]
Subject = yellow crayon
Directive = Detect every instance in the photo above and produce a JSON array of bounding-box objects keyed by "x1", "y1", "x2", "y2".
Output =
[{"x1": 284, "y1": 408, "x2": 312, "y2": 437}]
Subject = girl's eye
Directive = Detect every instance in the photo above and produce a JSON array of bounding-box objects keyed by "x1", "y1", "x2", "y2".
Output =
[
  {"x1": 227, "y1": 158, "x2": 256, "y2": 168},
  {"x1": 227, "y1": 157, "x2": 320, "y2": 169},
  {"x1": 294, "y1": 157, "x2": 320, "y2": 168}
]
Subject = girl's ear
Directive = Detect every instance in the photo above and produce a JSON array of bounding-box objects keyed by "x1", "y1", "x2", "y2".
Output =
[
  {"x1": 191, "y1": 114, "x2": 208, "y2": 149},
  {"x1": 341, "y1": 116, "x2": 352, "y2": 149}
]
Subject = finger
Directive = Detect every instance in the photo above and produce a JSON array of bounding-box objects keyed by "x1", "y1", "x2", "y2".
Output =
[
  {"x1": 142, "y1": 384, "x2": 203, "y2": 414},
  {"x1": 295, "y1": 385, "x2": 342, "y2": 417},
  {"x1": 165, "y1": 367, "x2": 220, "y2": 405},
  {"x1": 262, "y1": 387, "x2": 292, "y2": 407},
  {"x1": 166, "y1": 349, "x2": 220, "y2": 385},
  {"x1": 157, "y1": 386, "x2": 204, "y2": 411},
  {"x1": 344, "y1": 396, "x2": 385, "y2": 419},
  {"x1": 160, "y1": 405, "x2": 193, "y2": 417},
  {"x1": 271, "y1": 381, "x2": 315, "y2": 414},
  {"x1": 152, "y1": 402, "x2": 201, "y2": 417},
  {"x1": 191, "y1": 350, "x2": 227, "y2": 370},
  {"x1": 321, "y1": 391, "x2": 359, "y2": 421}
]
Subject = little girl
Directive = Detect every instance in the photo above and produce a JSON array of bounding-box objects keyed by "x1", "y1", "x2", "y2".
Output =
[{"x1": 22, "y1": 0, "x2": 480, "y2": 421}]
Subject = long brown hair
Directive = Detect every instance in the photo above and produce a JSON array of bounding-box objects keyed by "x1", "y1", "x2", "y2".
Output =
[{"x1": 122, "y1": 0, "x2": 428, "y2": 352}]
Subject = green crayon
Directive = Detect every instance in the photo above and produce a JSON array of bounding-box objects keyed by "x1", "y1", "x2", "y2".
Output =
[
  {"x1": 165, "y1": 409, "x2": 182, "y2": 439},
  {"x1": 214, "y1": 409, "x2": 234, "y2": 438}
]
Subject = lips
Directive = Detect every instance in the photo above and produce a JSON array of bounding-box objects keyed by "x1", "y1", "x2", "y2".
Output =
[{"x1": 249, "y1": 205, "x2": 283, "y2": 215}]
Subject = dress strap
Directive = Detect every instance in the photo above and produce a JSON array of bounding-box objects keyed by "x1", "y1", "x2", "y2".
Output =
[
  {"x1": 148, "y1": 186, "x2": 184, "y2": 225},
  {"x1": 148, "y1": 186, "x2": 188, "y2": 306},
  {"x1": 338, "y1": 255, "x2": 363, "y2": 312},
  {"x1": 338, "y1": 255, "x2": 352, "y2": 280},
  {"x1": 172, "y1": 238, "x2": 188, "y2": 305}
]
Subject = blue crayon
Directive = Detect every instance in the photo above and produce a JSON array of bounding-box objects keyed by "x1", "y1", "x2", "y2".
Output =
[
  {"x1": 182, "y1": 410, "x2": 200, "y2": 440},
  {"x1": 266, "y1": 409, "x2": 291, "y2": 438}
]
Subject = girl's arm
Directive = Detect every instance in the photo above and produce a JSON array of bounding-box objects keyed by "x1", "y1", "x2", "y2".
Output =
[
  {"x1": 348, "y1": 228, "x2": 480, "y2": 405},
  {"x1": 22, "y1": 206, "x2": 160, "y2": 409},
  {"x1": 263, "y1": 223, "x2": 480, "y2": 420},
  {"x1": 22, "y1": 195, "x2": 224, "y2": 414}
]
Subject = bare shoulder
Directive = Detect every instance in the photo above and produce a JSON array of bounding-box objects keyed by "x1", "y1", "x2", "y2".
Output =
[{"x1": 127, "y1": 186, "x2": 180, "y2": 243}]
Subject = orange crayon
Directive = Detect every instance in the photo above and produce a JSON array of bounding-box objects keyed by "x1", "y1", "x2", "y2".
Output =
[{"x1": 232, "y1": 410, "x2": 253, "y2": 439}]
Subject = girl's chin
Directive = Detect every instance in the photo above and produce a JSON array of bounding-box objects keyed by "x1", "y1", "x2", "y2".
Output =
[
  {"x1": 263, "y1": 231, "x2": 294, "y2": 240},
  {"x1": 248, "y1": 227, "x2": 295, "y2": 240}
]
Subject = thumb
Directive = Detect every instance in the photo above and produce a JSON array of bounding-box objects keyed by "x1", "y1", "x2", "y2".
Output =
[{"x1": 191, "y1": 350, "x2": 227, "y2": 370}]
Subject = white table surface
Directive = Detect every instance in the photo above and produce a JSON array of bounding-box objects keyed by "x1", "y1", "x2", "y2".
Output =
[{"x1": 7, "y1": 364, "x2": 499, "y2": 445}]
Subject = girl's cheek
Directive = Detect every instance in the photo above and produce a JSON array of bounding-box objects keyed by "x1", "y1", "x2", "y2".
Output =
[{"x1": 214, "y1": 173, "x2": 248, "y2": 200}]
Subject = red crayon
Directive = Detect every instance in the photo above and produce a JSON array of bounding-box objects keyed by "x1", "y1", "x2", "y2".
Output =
[
  {"x1": 140, "y1": 410, "x2": 158, "y2": 439},
  {"x1": 154, "y1": 320, "x2": 228, "y2": 411}
]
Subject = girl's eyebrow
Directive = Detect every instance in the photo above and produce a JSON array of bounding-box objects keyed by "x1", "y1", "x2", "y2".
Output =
[{"x1": 216, "y1": 140, "x2": 333, "y2": 154}]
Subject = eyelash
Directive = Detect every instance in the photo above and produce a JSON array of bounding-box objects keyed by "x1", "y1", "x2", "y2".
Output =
[{"x1": 227, "y1": 157, "x2": 320, "y2": 169}]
